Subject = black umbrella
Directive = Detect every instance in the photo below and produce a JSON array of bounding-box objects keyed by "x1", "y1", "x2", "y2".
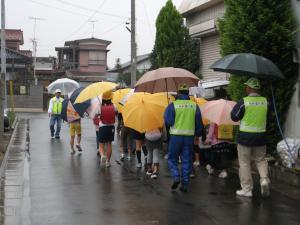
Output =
[
  {"x1": 69, "y1": 87, "x2": 91, "y2": 117},
  {"x1": 210, "y1": 53, "x2": 291, "y2": 155},
  {"x1": 210, "y1": 53, "x2": 285, "y2": 80}
]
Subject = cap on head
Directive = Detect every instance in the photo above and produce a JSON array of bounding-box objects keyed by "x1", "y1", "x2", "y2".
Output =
[
  {"x1": 102, "y1": 91, "x2": 113, "y2": 100},
  {"x1": 178, "y1": 83, "x2": 189, "y2": 92},
  {"x1": 244, "y1": 78, "x2": 261, "y2": 90},
  {"x1": 55, "y1": 89, "x2": 62, "y2": 94}
]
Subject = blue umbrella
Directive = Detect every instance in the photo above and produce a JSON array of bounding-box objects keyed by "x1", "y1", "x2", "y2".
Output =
[
  {"x1": 61, "y1": 98, "x2": 69, "y2": 122},
  {"x1": 69, "y1": 87, "x2": 91, "y2": 117}
]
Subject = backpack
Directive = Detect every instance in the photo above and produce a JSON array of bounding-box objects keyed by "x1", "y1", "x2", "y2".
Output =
[
  {"x1": 145, "y1": 129, "x2": 162, "y2": 142},
  {"x1": 100, "y1": 104, "x2": 115, "y2": 124}
]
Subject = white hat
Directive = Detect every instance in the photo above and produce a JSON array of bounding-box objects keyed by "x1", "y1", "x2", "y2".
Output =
[{"x1": 55, "y1": 89, "x2": 62, "y2": 93}]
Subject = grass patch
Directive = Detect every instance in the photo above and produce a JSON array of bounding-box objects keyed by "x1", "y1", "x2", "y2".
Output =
[{"x1": 7, "y1": 111, "x2": 16, "y2": 127}]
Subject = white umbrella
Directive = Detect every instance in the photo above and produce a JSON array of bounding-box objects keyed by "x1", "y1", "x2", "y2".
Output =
[{"x1": 47, "y1": 78, "x2": 80, "y2": 95}]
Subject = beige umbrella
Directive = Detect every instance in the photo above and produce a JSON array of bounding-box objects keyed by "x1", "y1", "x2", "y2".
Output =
[{"x1": 135, "y1": 67, "x2": 199, "y2": 93}]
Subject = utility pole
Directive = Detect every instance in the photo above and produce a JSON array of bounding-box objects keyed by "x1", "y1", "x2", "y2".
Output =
[
  {"x1": 0, "y1": 0, "x2": 6, "y2": 145},
  {"x1": 130, "y1": 0, "x2": 137, "y2": 88},
  {"x1": 89, "y1": 20, "x2": 97, "y2": 38},
  {"x1": 29, "y1": 16, "x2": 44, "y2": 85}
]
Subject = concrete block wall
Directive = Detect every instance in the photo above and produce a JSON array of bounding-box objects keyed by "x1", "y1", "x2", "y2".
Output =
[{"x1": 7, "y1": 84, "x2": 43, "y2": 112}]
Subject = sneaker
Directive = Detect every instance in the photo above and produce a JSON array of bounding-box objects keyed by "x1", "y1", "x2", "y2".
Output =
[
  {"x1": 206, "y1": 164, "x2": 214, "y2": 175},
  {"x1": 171, "y1": 181, "x2": 180, "y2": 190},
  {"x1": 100, "y1": 155, "x2": 106, "y2": 165},
  {"x1": 76, "y1": 145, "x2": 82, "y2": 152},
  {"x1": 136, "y1": 163, "x2": 142, "y2": 168},
  {"x1": 120, "y1": 153, "x2": 125, "y2": 161},
  {"x1": 178, "y1": 157, "x2": 182, "y2": 164},
  {"x1": 126, "y1": 155, "x2": 131, "y2": 160},
  {"x1": 146, "y1": 171, "x2": 153, "y2": 176},
  {"x1": 236, "y1": 189, "x2": 253, "y2": 197},
  {"x1": 70, "y1": 149, "x2": 76, "y2": 154},
  {"x1": 261, "y1": 179, "x2": 270, "y2": 197},
  {"x1": 51, "y1": 135, "x2": 54, "y2": 139},
  {"x1": 164, "y1": 154, "x2": 168, "y2": 160},
  {"x1": 190, "y1": 173, "x2": 196, "y2": 178},
  {"x1": 180, "y1": 184, "x2": 188, "y2": 193},
  {"x1": 55, "y1": 136, "x2": 60, "y2": 139},
  {"x1": 151, "y1": 173, "x2": 158, "y2": 179},
  {"x1": 105, "y1": 161, "x2": 111, "y2": 168},
  {"x1": 218, "y1": 170, "x2": 228, "y2": 179},
  {"x1": 193, "y1": 161, "x2": 200, "y2": 167}
]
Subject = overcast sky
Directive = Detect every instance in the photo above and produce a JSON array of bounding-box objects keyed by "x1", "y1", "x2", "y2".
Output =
[{"x1": 6, "y1": 0, "x2": 182, "y2": 68}]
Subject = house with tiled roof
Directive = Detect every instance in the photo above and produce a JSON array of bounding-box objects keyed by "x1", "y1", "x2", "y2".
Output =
[{"x1": 55, "y1": 37, "x2": 116, "y2": 85}]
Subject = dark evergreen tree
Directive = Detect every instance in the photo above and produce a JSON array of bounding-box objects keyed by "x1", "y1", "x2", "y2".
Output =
[
  {"x1": 150, "y1": 0, "x2": 199, "y2": 74},
  {"x1": 219, "y1": 0, "x2": 297, "y2": 152}
]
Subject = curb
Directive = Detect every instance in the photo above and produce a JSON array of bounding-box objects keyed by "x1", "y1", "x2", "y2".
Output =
[{"x1": 0, "y1": 118, "x2": 19, "y2": 179}]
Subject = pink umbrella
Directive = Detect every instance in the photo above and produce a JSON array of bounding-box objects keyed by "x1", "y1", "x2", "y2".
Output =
[{"x1": 201, "y1": 99, "x2": 239, "y2": 125}]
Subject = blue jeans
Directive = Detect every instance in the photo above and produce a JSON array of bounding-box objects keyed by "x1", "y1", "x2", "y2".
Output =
[
  {"x1": 50, "y1": 115, "x2": 62, "y2": 137},
  {"x1": 168, "y1": 135, "x2": 194, "y2": 185}
]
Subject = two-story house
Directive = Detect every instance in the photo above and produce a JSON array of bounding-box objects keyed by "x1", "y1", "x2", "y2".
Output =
[
  {"x1": 55, "y1": 38, "x2": 117, "y2": 85},
  {"x1": 179, "y1": 0, "x2": 225, "y2": 80}
]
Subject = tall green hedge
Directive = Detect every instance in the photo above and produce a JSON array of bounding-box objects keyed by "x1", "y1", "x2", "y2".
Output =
[{"x1": 219, "y1": 0, "x2": 298, "y2": 153}]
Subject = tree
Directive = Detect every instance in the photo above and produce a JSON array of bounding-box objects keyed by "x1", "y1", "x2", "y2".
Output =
[
  {"x1": 219, "y1": 0, "x2": 297, "y2": 153},
  {"x1": 151, "y1": 0, "x2": 199, "y2": 74}
]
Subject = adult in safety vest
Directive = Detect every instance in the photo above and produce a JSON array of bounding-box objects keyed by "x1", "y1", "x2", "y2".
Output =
[
  {"x1": 231, "y1": 77, "x2": 270, "y2": 198},
  {"x1": 48, "y1": 89, "x2": 64, "y2": 139},
  {"x1": 164, "y1": 84, "x2": 203, "y2": 192}
]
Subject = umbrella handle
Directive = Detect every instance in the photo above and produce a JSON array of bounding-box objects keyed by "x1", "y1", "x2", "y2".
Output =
[{"x1": 271, "y1": 83, "x2": 293, "y2": 159}]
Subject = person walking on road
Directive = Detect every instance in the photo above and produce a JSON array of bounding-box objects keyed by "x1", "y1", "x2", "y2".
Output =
[
  {"x1": 98, "y1": 91, "x2": 116, "y2": 168},
  {"x1": 69, "y1": 118, "x2": 82, "y2": 154},
  {"x1": 231, "y1": 77, "x2": 270, "y2": 198},
  {"x1": 164, "y1": 84, "x2": 203, "y2": 192},
  {"x1": 48, "y1": 89, "x2": 64, "y2": 139}
]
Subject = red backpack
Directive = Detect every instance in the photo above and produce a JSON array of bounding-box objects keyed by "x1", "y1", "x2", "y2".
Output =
[{"x1": 100, "y1": 104, "x2": 115, "y2": 124}]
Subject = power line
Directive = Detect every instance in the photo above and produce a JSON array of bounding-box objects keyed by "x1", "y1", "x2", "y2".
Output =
[
  {"x1": 55, "y1": 0, "x2": 128, "y2": 19},
  {"x1": 28, "y1": 0, "x2": 125, "y2": 24},
  {"x1": 38, "y1": 0, "x2": 110, "y2": 48}
]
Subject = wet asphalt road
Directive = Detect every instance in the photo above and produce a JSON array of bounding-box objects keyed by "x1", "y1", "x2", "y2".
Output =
[{"x1": 21, "y1": 113, "x2": 300, "y2": 225}]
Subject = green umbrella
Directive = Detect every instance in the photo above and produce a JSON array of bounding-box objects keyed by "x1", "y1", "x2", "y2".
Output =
[{"x1": 210, "y1": 53, "x2": 285, "y2": 80}]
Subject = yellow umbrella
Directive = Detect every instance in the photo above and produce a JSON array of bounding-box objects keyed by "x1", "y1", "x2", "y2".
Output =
[
  {"x1": 122, "y1": 92, "x2": 170, "y2": 133},
  {"x1": 75, "y1": 81, "x2": 118, "y2": 104},
  {"x1": 112, "y1": 88, "x2": 132, "y2": 112}
]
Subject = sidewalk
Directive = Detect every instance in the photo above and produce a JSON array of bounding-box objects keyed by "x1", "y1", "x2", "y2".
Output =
[{"x1": 0, "y1": 118, "x2": 29, "y2": 225}]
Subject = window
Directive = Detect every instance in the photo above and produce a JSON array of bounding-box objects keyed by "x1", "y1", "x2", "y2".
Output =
[{"x1": 88, "y1": 51, "x2": 105, "y2": 65}]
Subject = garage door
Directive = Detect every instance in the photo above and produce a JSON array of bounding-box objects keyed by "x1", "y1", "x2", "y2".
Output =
[{"x1": 200, "y1": 35, "x2": 225, "y2": 80}]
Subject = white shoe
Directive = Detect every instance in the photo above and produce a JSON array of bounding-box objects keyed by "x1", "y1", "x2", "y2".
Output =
[
  {"x1": 105, "y1": 161, "x2": 111, "y2": 168},
  {"x1": 164, "y1": 154, "x2": 168, "y2": 160},
  {"x1": 218, "y1": 170, "x2": 228, "y2": 179},
  {"x1": 146, "y1": 171, "x2": 152, "y2": 176},
  {"x1": 136, "y1": 163, "x2": 142, "y2": 168},
  {"x1": 236, "y1": 189, "x2": 253, "y2": 197},
  {"x1": 261, "y1": 179, "x2": 270, "y2": 197},
  {"x1": 126, "y1": 155, "x2": 131, "y2": 160},
  {"x1": 193, "y1": 161, "x2": 200, "y2": 167},
  {"x1": 100, "y1": 156, "x2": 106, "y2": 165},
  {"x1": 151, "y1": 173, "x2": 158, "y2": 179},
  {"x1": 206, "y1": 164, "x2": 214, "y2": 175}
]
